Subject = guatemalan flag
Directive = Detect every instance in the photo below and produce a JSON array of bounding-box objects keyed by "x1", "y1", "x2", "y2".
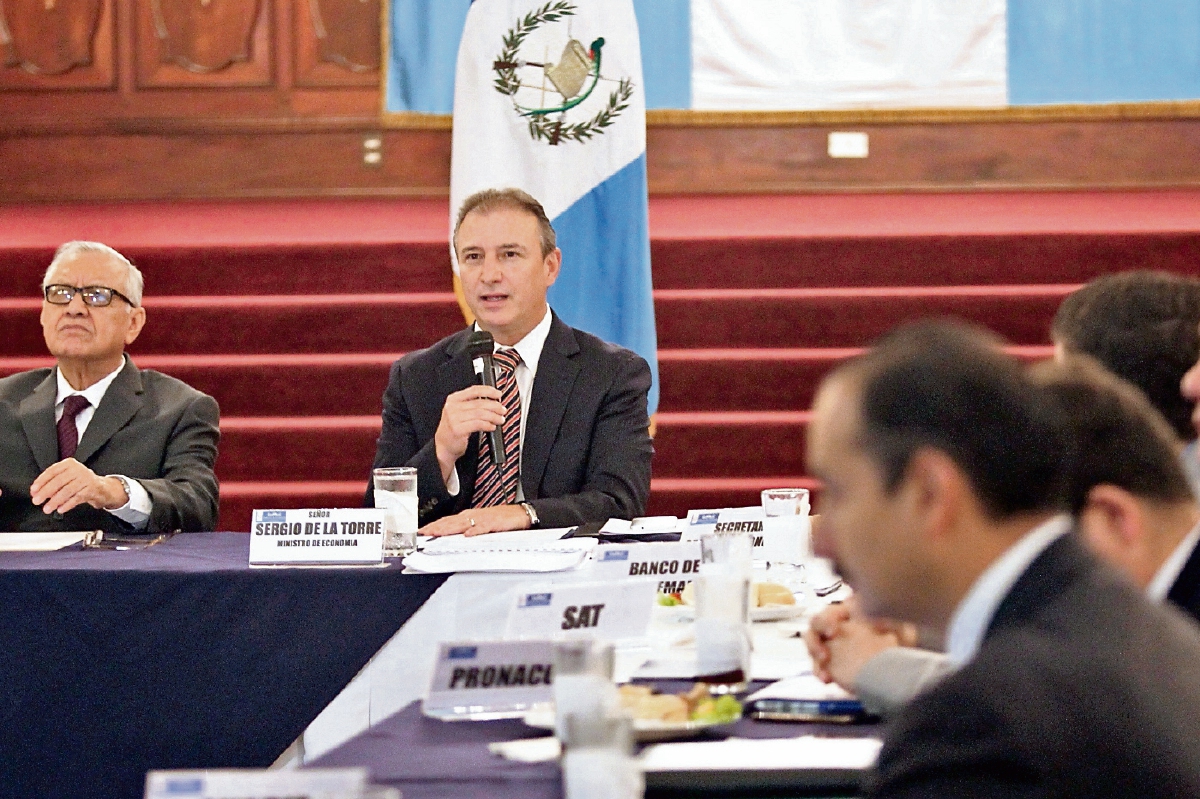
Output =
[{"x1": 448, "y1": 0, "x2": 659, "y2": 414}]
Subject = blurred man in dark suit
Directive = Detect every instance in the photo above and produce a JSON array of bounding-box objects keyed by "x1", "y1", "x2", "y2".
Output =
[
  {"x1": 0, "y1": 241, "x2": 219, "y2": 533},
  {"x1": 808, "y1": 354, "x2": 1200, "y2": 716},
  {"x1": 808, "y1": 321, "x2": 1200, "y2": 798}
]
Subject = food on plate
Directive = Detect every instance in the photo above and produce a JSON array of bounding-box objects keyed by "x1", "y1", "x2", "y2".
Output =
[
  {"x1": 752, "y1": 581, "x2": 795, "y2": 607},
  {"x1": 617, "y1": 683, "x2": 742, "y2": 724},
  {"x1": 663, "y1": 581, "x2": 794, "y2": 608}
]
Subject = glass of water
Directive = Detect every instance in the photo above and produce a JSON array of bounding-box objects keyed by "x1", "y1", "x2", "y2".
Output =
[
  {"x1": 372, "y1": 466, "x2": 418, "y2": 557},
  {"x1": 696, "y1": 529, "x2": 753, "y2": 694},
  {"x1": 761, "y1": 487, "x2": 813, "y2": 596}
]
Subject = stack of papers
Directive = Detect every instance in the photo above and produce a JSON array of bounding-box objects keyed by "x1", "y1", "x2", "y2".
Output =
[
  {"x1": 640, "y1": 735, "x2": 882, "y2": 773},
  {"x1": 0, "y1": 532, "x2": 89, "y2": 552},
  {"x1": 402, "y1": 528, "x2": 595, "y2": 574}
]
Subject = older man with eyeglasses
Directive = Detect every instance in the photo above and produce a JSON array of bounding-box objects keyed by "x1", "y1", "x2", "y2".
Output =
[{"x1": 0, "y1": 241, "x2": 220, "y2": 533}]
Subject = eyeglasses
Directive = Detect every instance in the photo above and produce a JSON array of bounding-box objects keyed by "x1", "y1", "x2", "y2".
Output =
[{"x1": 43, "y1": 284, "x2": 135, "y2": 308}]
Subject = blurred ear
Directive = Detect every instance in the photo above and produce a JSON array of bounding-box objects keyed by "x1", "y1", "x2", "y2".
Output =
[
  {"x1": 1082, "y1": 484, "x2": 1142, "y2": 547},
  {"x1": 901, "y1": 447, "x2": 965, "y2": 542},
  {"x1": 1078, "y1": 484, "x2": 1143, "y2": 579}
]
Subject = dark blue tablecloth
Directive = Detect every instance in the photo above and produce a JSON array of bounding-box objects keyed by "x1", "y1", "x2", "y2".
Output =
[
  {"x1": 0, "y1": 533, "x2": 447, "y2": 799},
  {"x1": 311, "y1": 684, "x2": 879, "y2": 799}
]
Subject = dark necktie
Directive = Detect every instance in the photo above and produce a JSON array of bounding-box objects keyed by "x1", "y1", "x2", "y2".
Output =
[
  {"x1": 473, "y1": 349, "x2": 523, "y2": 507},
  {"x1": 57, "y1": 395, "x2": 90, "y2": 460}
]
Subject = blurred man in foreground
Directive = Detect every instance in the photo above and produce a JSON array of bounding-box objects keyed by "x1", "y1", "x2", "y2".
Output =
[
  {"x1": 808, "y1": 322, "x2": 1200, "y2": 797},
  {"x1": 0, "y1": 241, "x2": 220, "y2": 533},
  {"x1": 807, "y1": 354, "x2": 1200, "y2": 716},
  {"x1": 368, "y1": 188, "x2": 652, "y2": 536}
]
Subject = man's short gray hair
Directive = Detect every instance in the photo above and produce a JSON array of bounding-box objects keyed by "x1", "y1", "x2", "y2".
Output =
[{"x1": 43, "y1": 241, "x2": 144, "y2": 307}]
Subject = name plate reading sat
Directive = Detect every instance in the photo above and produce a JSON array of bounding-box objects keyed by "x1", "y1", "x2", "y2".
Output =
[
  {"x1": 423, "y1": 640, "x2": 555, "y2": 720},
  {"x1": 249, "y1": 508, "x2": 385, "y2": 565},
  {"x1": 505, "y1": 579, "x2": 657, "y2": 641}
]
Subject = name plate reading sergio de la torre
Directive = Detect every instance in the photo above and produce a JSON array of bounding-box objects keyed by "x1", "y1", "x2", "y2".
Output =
[{"x1": 249, "y1": 508, "x2": 385, "y2": 565}]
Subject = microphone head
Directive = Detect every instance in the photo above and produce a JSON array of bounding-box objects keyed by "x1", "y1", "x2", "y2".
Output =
[{"x1": 467, "y1": 330, "x2": 495, "y2": 360}]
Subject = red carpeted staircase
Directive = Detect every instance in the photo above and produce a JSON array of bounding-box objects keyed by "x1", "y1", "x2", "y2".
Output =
[{"x1": 3, "y1": 192, "x2": 1200, "y2": 530}]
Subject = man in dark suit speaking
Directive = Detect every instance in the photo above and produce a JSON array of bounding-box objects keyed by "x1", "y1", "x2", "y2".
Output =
[
  {"x1": 0, "y1": 241, "x2": 220, "y2": 533},
  {"x1": 369, "y1": 188, "x2": 653, "y2": 536},
  {"x1": 808, "y1": 321, "x2": 1200, "y2": 798}
]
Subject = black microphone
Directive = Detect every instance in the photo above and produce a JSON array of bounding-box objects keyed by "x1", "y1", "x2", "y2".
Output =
[{"x1": 467, "y1": 330, "x2": 506, "y2": 467}]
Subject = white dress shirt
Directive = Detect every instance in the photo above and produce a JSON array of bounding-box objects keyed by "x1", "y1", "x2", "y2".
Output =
[
  {"x1": 447, "y1": 306, "x2": 553, "y2": 501},
  {"x1": 944, "y1": 514, "x2": 1073, "y2": 666},
  {"x1": 55, "y1": 362, "x2": 152, "y2": 529}
]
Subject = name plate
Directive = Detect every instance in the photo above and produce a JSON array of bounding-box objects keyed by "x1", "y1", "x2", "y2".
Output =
[
  {"x1": 249, "y1": 508, "x2": 385, "y2": 565},
  {"x1": 685, "y1": 507, "x2": 812, "y2": 563},
  {"x1": 591, "y1": 541, "x2": 703, "y2": 595},
  {"x1": 422, "y1": 640, "x2": 555, "y2": 719},
  {"x1": 505, "y1": 579, "x2": 657, "y2": 641},
  {"x1": 145, "y1": 768, "x2": 366, "y2": 799}
]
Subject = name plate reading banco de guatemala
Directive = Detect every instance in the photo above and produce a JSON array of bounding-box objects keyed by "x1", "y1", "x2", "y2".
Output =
[
  {"x1": 422, "y1": 640, "x2": 555, "y2": 720},
  {"x1": 591, "y1": 541, "x2": 703, "y2": 595},
  {"x1": 505, "y1": 580, "x2": 658, "y2": 641},
  {"x1": 249, "y1": 508, "x2": 385, "y2": 565}
]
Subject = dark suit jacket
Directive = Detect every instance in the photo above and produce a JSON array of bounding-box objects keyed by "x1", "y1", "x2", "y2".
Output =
[
  {"x1": 369, "y1": 314, "x2": 653, "y2": 528},
  {"x1": 1168, "y1": 537, "x2": 1200, "y2": 622},
  {"x1": 0, "y1": 358, "x2": 220, "y2": 533},
  {"x1": 870, "y1": 534, "x2": 1200, "y2": 799}
]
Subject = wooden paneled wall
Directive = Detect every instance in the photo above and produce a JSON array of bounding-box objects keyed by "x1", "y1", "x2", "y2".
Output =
[{"x1": 4, "y1": 1, "x2": 1200, "y2": 201}]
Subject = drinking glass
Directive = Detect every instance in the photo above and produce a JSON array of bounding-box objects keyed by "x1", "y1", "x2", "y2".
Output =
[
  {"x1": 695, "y1": 529, "x2": 753, "y2": 693},
  {"x1": 372, "y1": 467, "x2": 418, "y2": 557}
]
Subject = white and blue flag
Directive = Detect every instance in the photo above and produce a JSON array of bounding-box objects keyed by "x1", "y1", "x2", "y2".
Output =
[
  {"x1": 448, "y1": 0, "x2": 658, "y2": 413},
  {"x1": 390, "y1": 1, "x2": 1200, "y2": 114}
]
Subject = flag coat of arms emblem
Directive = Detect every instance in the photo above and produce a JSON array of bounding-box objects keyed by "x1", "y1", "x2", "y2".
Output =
[{"x1": 450, "y1": 0, "x2": 659, "y2": 413}]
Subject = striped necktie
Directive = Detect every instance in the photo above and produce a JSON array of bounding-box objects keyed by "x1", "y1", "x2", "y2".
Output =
[
  {"x1": 473, "y1": 348, "x2": 522, "y2": 507},
  {"x1": 57, "y1": 394, "x2": 90, "y2": 460}
]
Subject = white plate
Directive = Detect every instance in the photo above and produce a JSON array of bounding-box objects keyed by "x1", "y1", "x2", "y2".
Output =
[
  {"x1": 670, "y1": 603, "x2": 803, "y2": 623},
  {"x1": 522, "y1": 707, "x2": 738, "y2": 742}
]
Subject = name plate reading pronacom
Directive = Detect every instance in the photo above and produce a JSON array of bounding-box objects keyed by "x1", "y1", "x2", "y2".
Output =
[
  {"x1": 422, "y1": 640, "x2": 555, "y2": 720},
  {"x1": 591, "y1": 541, "x2": 703, "y2": 595},
  {"x1": 249, "y1": 508, "x2": 385, "y2": 565},
  {"x1": 685, "y1": 507, "x2": 810, "y2": 563},
  {"x1": 144, "y1": 767, "x2": 366, "y2": 799},
  {"x1": 504, "y1": 580, "x2": 658, "y2": 641}
]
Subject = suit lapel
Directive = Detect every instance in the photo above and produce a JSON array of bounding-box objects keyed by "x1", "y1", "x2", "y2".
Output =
[
  {"x1": 437, "y1": 330, "x2": 481, "y2": 489},
  {"x1": 986, "y1": 532, "x2": 1088, "y2": 641},
  {"x1": 75, "y1": 359, "x2": 143, "y2": 465},
  {"x1": 521, "y1": 316, "x2": 581, "y2": 499},
  {"x1": 17, "y1": 371, "x2": 60, "y2": 472}
]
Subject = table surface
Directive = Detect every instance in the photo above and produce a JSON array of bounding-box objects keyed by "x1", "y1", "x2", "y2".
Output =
[
  {"x1": 312, "y1": 691, "x2": 877, "y2": 799},
  {"x1": 0, "y1": 533, "x2": 446, "y2": 799}
]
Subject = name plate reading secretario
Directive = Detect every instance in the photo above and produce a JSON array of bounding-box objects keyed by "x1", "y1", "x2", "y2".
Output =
[
  {"x1": 505, "y1": 579, "x2": 657, "y2": 641},
  {"x1": 249, "y1": 508, "x2": 385, "y2": 565},
  {"x1": 685, "y1": 507, "x2": 810, "y2": 563},
  {"x1": 423, "y1": 640, "x2": 555, "y2": 720},
  {"x1": 145, "y1": 767, "x2": 366, "y2": 799},
  {"x1": 592, "y1": 541, "x2": 703, "y2": 595}
]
